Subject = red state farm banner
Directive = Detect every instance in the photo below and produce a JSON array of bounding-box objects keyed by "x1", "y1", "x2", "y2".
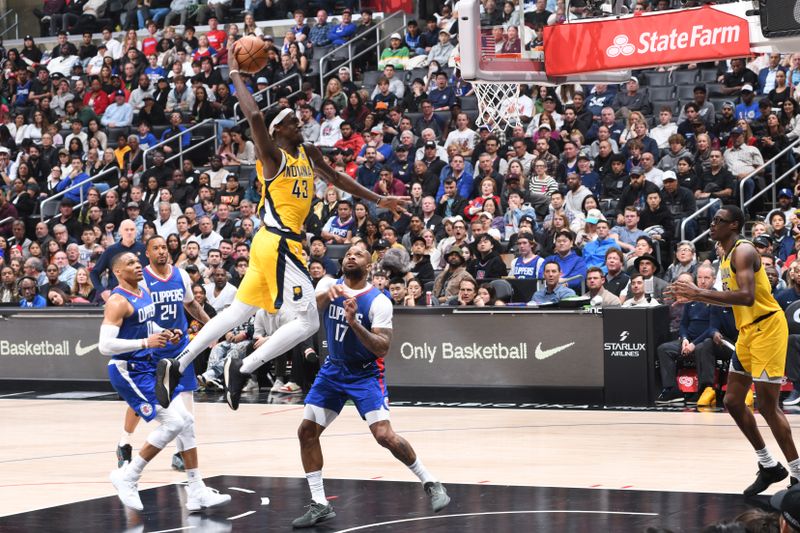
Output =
[{"x1": 543, "y1": 6, "x2": 751, "y2": 76}]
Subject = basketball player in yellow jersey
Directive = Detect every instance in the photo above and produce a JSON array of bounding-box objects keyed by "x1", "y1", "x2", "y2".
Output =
[
  {"x1": 156, "y1": 44, "x2": 410, "y2": 411},
  {"x1": 670, "y1": 205, "x2": 798, "y2": 497}
]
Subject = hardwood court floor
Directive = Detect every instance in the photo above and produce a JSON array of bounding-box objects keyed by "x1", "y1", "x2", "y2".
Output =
[{"x1": 1, "y1": 397, "x2": 798, "y2": 524}]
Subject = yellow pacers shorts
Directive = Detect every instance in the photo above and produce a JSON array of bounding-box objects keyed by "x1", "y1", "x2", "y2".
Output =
[
  {"x1": 236, "y1": 228, "x2": 313, "y2": 313},
  {"x1": 733, "y1": 311, "x2": 789, "y2": 383}
]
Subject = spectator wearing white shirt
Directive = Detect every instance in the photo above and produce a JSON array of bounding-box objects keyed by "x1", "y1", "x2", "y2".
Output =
[
  {"x1": 444, "y1": 112, "x2": 477, "y2": 158},
  {"x1": 640, "y1": 152, "x2": 664, "y2": 189},
  {"x1": 650, "y1": 107, "x2": 679, "y2": 150},
  {"x1": 101, "y1": 27, "x2": 123, "y2": 60},
  {"x1": 204, "y1": 266, "x2": 237, "y2": 312},
  {"x1": 86, "y1": 44, "x2": 107, "y2": 76},
  {"x1": 621, "y1": 273, "x2": 660, "y2": 307},
  {"x1": 154, "y1": 201, "x2": 178, "y2": 238},
  {"x1": 188, "y1": 216, "x2": 223, "y2": 261},
  {"x1": 317, "y1": 101, "x2": 344, "y2": 148}
]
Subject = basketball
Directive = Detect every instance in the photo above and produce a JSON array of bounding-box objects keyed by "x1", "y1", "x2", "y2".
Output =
[{"x1": 234, "y1": 35, "x2": 269, "y2": 74}]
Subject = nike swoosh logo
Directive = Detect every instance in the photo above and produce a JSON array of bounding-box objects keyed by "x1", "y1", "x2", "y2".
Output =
[
  {"x1": 75, "y1": 341, "x2": 99, "y2": 357},
  {"x1": 534, "y1": 342, "x2": 575, "y2": 360}
]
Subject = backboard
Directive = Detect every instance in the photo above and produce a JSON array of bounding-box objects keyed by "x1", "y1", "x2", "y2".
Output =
[{"x1": 456, "y1": 0, "x2": 631, "y2": 85}]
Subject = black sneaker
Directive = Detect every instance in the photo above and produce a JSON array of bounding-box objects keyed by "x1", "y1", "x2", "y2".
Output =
[
  {"x1": 685, "y1": 392, "x2": 701, "y2": 406},
  {"x1": 223, "y1": 357, "x2": 250, "y2": 411},
  {"x1": 655, "y1": 388, "x2": 684, "y2": 405},
  {"x1": 743, "y1": 463, "x2": 789, "y2": 497},
  {"x1": 171, "y1": 452, "x2": 185, "y2": 472},
  {"x1": 155, "y1": 358, "x2": 181, "y2": 408},
  {"x1": 116, "y1": 444, "x2": 132, "y2": 468},
  {"x1": 424, "y1": 481, "x2": 451, "y2": 513},
  {"x1": 291, "y1": 502, "x2": 336, "y2": 528}
]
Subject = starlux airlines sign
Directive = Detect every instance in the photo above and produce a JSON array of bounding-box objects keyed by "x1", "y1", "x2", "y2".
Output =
[{"x1": 544, "y1": 6, "x2": 751, "y2": 76}]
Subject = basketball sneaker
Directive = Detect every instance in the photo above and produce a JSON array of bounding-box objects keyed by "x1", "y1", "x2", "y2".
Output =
[
  {"x1": 655, "y1": 388, "x2": 684, "y2": 405},
  {"x1": 424, "y1": 482, "x2": 451, "y2": 513},
  {"x1": 116, "y1": 444, "x2": 132, "y2": 468},
  {"x1": 696, "y1": 387, "x2": 716, "y2": 407},
  {"x1": 291, "y1": 502, "x2": 336, "y2": 528},
  {"x1": 743, "y1": 463, "x2": 788, "y2": 497},
  {"x1": 171, "y1": 452, "x2": 185, "y2": 472},
  {"x1": 223, "y1": 357, "x2": 250, "y2": 410},
  {"x1": 185, "y1": 485, "x2": 231, "y2": 512},
  {"x1": 197, "y1": 374, "x2": 223, "y2": 390},
  {"x1": 270, "y1": 379, "x2": 285, "y2": 393},
  {"x1": 110, "y1": 467, "x2": 143, "y2": 511},
  {"x1": 155, "y1": 357, "x2": 181, "y2": 408},
  {"x1": 784, "y1": 388, "x2": 800, "y2": 406}
]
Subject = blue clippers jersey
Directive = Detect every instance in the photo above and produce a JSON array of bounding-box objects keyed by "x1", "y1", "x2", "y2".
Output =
[
  {"x1": 143, "y1": 265, "x2": 189, "y2": 358},
  {"x1": 324, "y1": 280, "x2": 385, "y2": 369},
  {"x1": 512, "y1": 256, "x2": 544, "y2": 279},
  {"x1": 111, "y1": 286, "x2": 156, "y2": 361}
]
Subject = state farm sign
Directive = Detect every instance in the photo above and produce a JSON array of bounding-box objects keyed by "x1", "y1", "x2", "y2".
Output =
[{"x1": 544, "y1": 5, "x2": 751, "y2": 76}]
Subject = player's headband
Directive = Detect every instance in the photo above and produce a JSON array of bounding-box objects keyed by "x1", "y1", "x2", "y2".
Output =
[{"x1": 269, "y1": 108, "x2": 294, "y2": 137}]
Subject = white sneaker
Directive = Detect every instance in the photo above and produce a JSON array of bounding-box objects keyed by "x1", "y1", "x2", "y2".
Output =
[
  {"x1": 279, "y1": 381, "x2": 303, "y2": 394},
  {"x1": 243, "y1": 377, "x2": 259, "y2": 392},
  {"x1": 110, "y1": 467, "x2": 143, "y2": 511},
  {"x1": 270, "y1": 379, "x2": 285, "y2": 392},
  {"x1": 185, "y1": 485, "x2": 232, "y2": 512}
]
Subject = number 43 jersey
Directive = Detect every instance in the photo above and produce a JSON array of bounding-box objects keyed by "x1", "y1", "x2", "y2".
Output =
[
  {"x1": 256, "y1": 146, "x2": 314, "y2": 236},
  {"x1": 142, "y1": 265, "x2": 194, "y2": 359},
  {"x1": 322, "y1": 279, "x2": 394, "y2": 374}
]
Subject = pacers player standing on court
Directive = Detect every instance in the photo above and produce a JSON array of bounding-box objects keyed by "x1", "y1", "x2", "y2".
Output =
[
  {"x1": 115, "y1": 235, "x2": 211, "y2": 471},
  {"x1": 156, "y1": 43, "x2": 409, "y2": 410},
  {"x1": 670, "y1": 205, "x2": 799, "y2": 496},
  {"x1": 291, "y1": 246, "x2": 449, "y2": 528}
]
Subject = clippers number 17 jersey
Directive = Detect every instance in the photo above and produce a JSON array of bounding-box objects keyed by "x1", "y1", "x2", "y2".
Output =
[{"x1": 323, "y1": 280, "x2": 394, "y2": 372}]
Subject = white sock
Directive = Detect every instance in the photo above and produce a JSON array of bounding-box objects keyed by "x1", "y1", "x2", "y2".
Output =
[
  {"x1": 306, "y1": 471, "x2": 327, "y2": 505},
  {"x1": 118, "y1": 432, "x2": 133, "y2": 447},
  {"x1": 789, "y1": 459, "x2": 800, "y2": 479},
  {"x1": 178, "y1": 300, "x2": 257, "y2": 373},
  {"x1": 240, "y1": 317, "x2": 313, "y2": 374},
  {"x1": 407, "y1": 458, "x2": 436, "y2": 484},
  {"x1": 186, "y1": 467, "x2": 204, "y2": 489},
  {"x1": 125, "y1": 455, "x2": 148, "y2": 480},
  {"x1": 756, "y1": 447, "x2": 779, "y2": 468}
]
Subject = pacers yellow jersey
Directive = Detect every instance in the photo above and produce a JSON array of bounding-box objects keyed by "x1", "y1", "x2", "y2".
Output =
[
  {"x1": 719, "y1": 239, "x2": 781, "y2": 328},
  {"x1": 256, "y1": 146, "x2": 314, "y2": 236}
]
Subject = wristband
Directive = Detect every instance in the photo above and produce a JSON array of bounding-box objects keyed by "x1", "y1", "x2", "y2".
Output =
[
  {"x1": 141, "y1": 338, "x2": 147, "y2": 349},
  {"x1": 229, "y1": 69, "x2": 240, "y2": 76}
]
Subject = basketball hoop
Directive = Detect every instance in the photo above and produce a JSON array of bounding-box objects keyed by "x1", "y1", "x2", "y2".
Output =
[{"x1": 455, "y1": 53, "x2": 522, "y2": 133}]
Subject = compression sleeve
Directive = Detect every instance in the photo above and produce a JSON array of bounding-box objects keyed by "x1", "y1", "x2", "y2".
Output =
[{"x1": 98, "y1": 324, "x2": 146, "y2": 356}]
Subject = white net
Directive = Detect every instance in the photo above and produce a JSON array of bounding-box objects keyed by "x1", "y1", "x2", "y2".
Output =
[{"x1": 471, "y1": 81, "x2": 522, "y2": 134}]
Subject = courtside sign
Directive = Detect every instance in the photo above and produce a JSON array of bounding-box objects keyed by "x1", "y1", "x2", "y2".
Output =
[{"x1": 543, "y1": 6, "x2": 751, "y2": 76}]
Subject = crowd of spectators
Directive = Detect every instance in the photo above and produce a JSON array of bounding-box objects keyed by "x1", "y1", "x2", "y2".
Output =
[{"x1": 3, "y1": 1, "x2": 800, "y2": 391}]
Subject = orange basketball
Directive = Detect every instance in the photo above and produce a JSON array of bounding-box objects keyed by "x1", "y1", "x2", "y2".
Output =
[{"x1": 234, "y1": 35, "x2": 269, "y2": 74}]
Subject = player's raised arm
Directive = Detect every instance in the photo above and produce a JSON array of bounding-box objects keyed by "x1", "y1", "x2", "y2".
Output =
[
  {"x1": 304, "y1": 144, "x2": 410, "y2": 213},
  {"x1": 228, "y1": 44, "x2": 282, "y2": 165}
]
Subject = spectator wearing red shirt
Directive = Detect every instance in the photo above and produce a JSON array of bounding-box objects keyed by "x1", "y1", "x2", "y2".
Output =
[
  {"x1": 333, "y1": 121, "x2": 365, "y2": 155},
  {"x1": 84, "y1": 78, "x2": 110, "y2": 116},
  {"x1": 205, "y1": 17, "x2": 227, "y2": 51},
  {"x1": 140, "y1": 21, "x2": 159, "y2": 57},
  {"x1": 464, "y1": 177, "x2": 501, "y2": 221},
  {"x1": 372, "y1": 168, "x2": 406, "y2": 196}
]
